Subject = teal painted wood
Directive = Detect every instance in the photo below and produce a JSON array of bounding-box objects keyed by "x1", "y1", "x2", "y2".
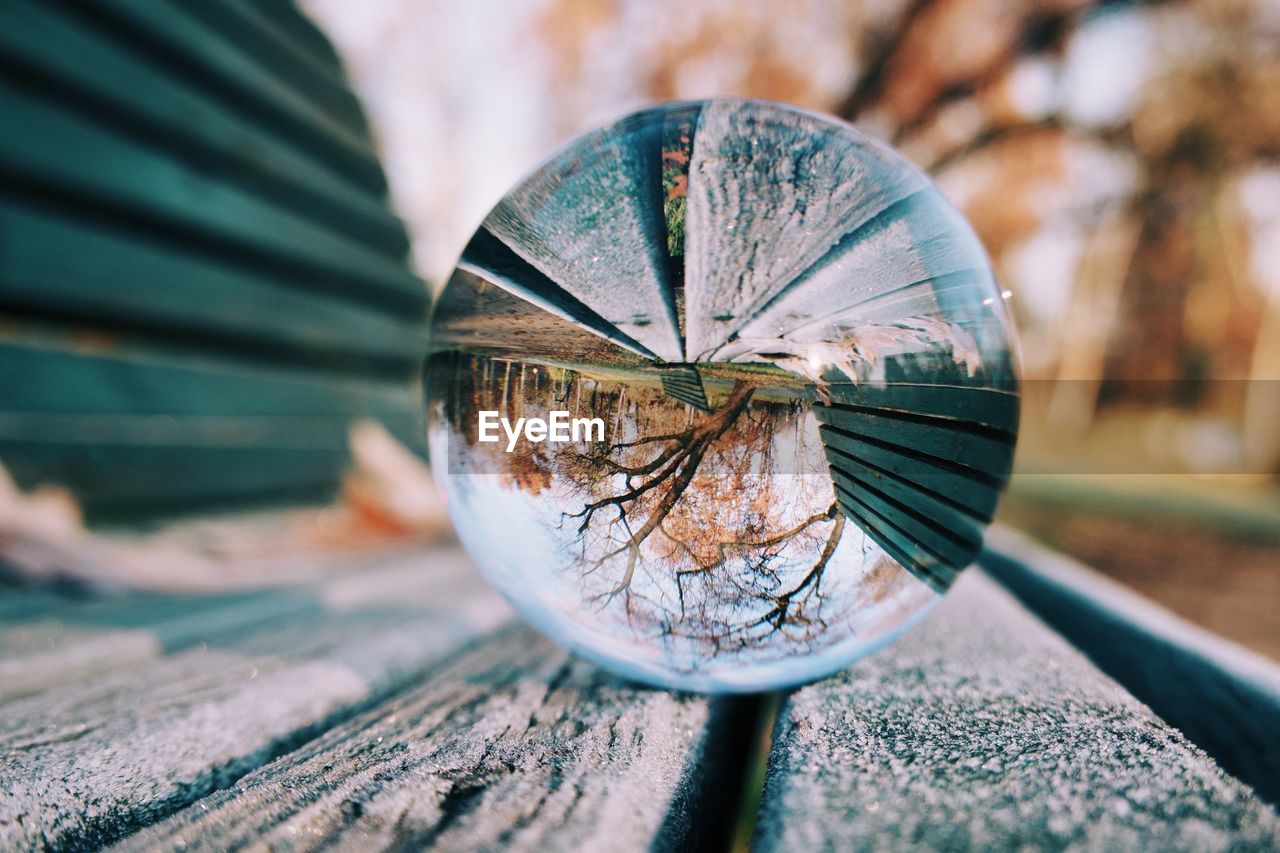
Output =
[
  {"x1": 0, "y1": 0, "x2": 407, "y2": 259},
  {"x1": 0, "y1": 83, "x2": 422, "y2": 309},
  {"x1": 251, "y1": 0, "x2": 349, "y2": 78},
  {"x1": 68, "y1": 0, "x2": 386, "y2": 193},
  {"x1": 832, "y1": 381, "x2": 1019, "y2": 436},
  {"x1": 0, "y1": 200, "x2": 424, "y2": 375},
  {"x1": 0, "y1": 340, "x2": 418, "y2": 418},
  {"x1": 813, "y1": 383, "x2": 1016, "y2": 590},
  {"x1": 659, "y1": 365, "x2": 711, "y2": 412},
  {"x1": 180, "y1": 0, "x2": 369, "y2": 135},
  {"x1": 817, "y1": 427, "x2": 1004, "y2": 520},
  {"x1": 0, "y1": 338, "x2": 422, "y2": 512},
  {"x1": 816, "y1": 402, "x2": 1016, "y2": 481},
  {"x1": 0, "y1": 0, "x2": 427, "y2": 511}
]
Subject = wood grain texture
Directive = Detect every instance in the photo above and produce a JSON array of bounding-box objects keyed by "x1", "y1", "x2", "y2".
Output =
[
  {"x1": 0, "y1": 548, "x2": 512, "y2": 851},
  {"x1": 458, "y1": 229, "x2": 657, "y2": 360},
  {"x1": 982, "y1": 526, "x2": 1280, "y2": 806},
  {"x1": 755, "y1": 570, "x2": 1280, "y2": 850},
  {"x1": 0, "y1": 588, "x2": 321, "y2": 702},
  {"x1": 484, "y1": 110, "x2": 683, "y2": 362},
  {"x1": 731, "y1": 193, "x2": 989, "y2": 346},
  {"x1": 428, "y1": 270, "x2": 649, "y2": 370},
  {"x1": 683, "y1": 101, "x2": 927, "y2": 360},
  {"x1": 113, "y1": 628, "x2": 715, "y2": 852}
]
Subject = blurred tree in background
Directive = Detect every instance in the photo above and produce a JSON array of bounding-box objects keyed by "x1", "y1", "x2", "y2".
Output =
[{"x1": 307, "y1": 0, "x2": 1280, "y2": 476}]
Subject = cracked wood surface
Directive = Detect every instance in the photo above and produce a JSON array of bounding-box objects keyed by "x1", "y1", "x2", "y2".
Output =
[
  {"x1": 755, "y1": 569, "x2": 1280, "y2": 851},
  {"x1": 0, "y1": 547, "x2": 513, "y2": 850},
  {"x1": 113, "y1": 627, "x2": 714, "y2": 852},
  {"x1": 5, "y1": 537, "x2": 1278, "y2": 850}
]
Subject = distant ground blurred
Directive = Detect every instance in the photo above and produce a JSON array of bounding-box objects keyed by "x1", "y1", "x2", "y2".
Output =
[
  {"x1": 305, "y1": 0, "x2": 1280, "y2": 473},
  {"x1": 1000, "y1": 475, "x2": 1280, "y2": 660}
]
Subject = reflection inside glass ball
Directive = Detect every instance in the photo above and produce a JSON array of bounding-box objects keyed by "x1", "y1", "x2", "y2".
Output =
[{"x1": 426, "y1": 99, "x2": 1018, "y2": 692}]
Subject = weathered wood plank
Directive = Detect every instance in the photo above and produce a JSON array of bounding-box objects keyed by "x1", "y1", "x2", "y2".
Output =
[
  {"x1": 484, "y1": 109, "x2": 684, "y2": 362},
  {"x1": 683, "y1": 101, "x2": 928, "y2": 360},
  {"x1": 731, "y1": 194, "x2": 989, "y2": 346},
  {"x1": 755, "y1": 569, "x2": 1280, "y2": 850},
  {"x1": 428, "y1": 270, "x2": 649, "y2": 369},
  {"x1": 112, "y1": 626, "x2": 717, "y2": 852},
  {"x1": 0, "y1": 199, "x2": 423, "y2": 374},
  {"x1": 0, "y1": 80, "x2": 423, "y2": 309},
  {"x1": 458, "y1": 229, "x2": 657, "y2": 360},
  {"x1": 982, "y1": 526, "x2": 1280, "y2": 806},
  {"x1": 0, "y1": 0, "x2": 406, "y2": 257},
  {"x1": 0, "y1": 548, "x2": 512, "y2": 851},
  {"x1": 0, "y1": 588, "x2": 322, "y2": 702}
]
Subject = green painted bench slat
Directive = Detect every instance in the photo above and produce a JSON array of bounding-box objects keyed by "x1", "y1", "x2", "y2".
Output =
[
  {"x1": 250, "y1": 0, "x2": 347, "y2": 75},
  {"x1": 0, "y1": 200, "x2": 423, "y2": 374},
  {"x1": 0, "y1": 338, "x2": 421, "y2": 511},
  {"x1": 64, "y1": 0, "x2": 386, "y2": 193},
  {"x1": 0, "y1": 81, "x2": 422, "y2": 310},
  {"x1": 0, "y1": 0, "x2": 426, "y2": 510},
  {"x1": 180, "y1": 0, "x2": 369, "y2": 134},
  {"x1": 0, "y1": 0, "x2": 407, "y2": 260}
]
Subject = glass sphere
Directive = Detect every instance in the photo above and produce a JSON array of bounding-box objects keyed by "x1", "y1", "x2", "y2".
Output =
[{"x1": 426, "y1": 99, "x2": 1018, "y2": 692}]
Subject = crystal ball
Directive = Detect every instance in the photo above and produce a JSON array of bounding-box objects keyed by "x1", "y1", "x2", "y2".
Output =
[{"x1": 426, "y1": 99, "x2": 1018, "y2": 692}]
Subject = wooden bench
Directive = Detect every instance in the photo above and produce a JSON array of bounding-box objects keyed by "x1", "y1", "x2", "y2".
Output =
[
  {"x1": 1, "y1": 527, "x2": 1277, "y2": 850},
  {"x1": 0, "y1": 0, "x2": 426, "y2": 515},
  {"x1": 3, "y1": 3, "x2": 1278, "y2": 849}
]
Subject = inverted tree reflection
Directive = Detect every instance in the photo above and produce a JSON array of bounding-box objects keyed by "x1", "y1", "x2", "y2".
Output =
[{"x1": 436, "y1": 354, "x2": 931, "y2": 661}]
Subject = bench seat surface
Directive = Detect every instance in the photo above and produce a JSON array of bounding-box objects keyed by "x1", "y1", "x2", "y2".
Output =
[{"x1": 0, "y1": 543, "x2": 1276, "y2": 851}]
